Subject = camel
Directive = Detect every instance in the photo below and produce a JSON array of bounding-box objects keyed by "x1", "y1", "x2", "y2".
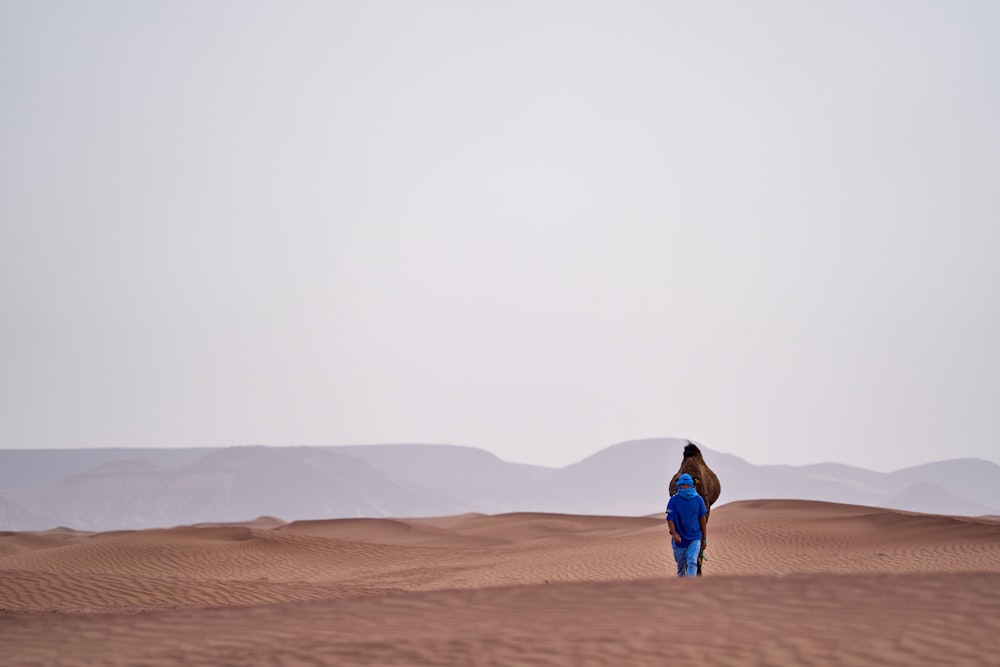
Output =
[{"x1": 668, "y1": 441, "x2": 721, "y2": 575}]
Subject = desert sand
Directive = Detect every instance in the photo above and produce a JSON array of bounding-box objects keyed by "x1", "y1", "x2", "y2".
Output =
[{"x1": 2, "y1": 499, "x2": 999, "y2": 665}]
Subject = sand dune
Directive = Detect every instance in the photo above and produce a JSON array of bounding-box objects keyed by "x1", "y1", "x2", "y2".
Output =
[{"x1": 3, "y1": 500, "x2": 999, "y2": 665}]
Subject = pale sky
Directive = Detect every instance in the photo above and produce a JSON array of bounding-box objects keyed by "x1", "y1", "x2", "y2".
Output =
[{"x1": 2, "y1": 1, "x2": 999, "y2": 472}]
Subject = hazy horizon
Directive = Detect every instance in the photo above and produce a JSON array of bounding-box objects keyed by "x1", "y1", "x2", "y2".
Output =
[
  {"x1": 3, "y1": 2, "x2": 999, "y2": 474},
  {"x1": 0, "y1": 438, "x2": 998, "y2": 474}
]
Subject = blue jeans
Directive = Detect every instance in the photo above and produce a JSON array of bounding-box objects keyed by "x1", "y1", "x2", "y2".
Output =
[{"x1": 672, "y1": 539, "x2": 701, "y2": 577}]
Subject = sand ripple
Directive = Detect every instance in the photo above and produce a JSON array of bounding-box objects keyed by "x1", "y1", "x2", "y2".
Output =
[{"x1": 3, "y1": 500, "x2": 1000, "y2": 665}]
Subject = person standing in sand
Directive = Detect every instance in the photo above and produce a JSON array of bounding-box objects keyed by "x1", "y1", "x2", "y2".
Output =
[{"x1": 666, "y1": 473, "x2": 708, "y2": 577}]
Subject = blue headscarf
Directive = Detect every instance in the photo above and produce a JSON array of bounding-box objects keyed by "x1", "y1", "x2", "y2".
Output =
[{"x1": 676, "y1": 473, "x2": 698, "y2": 499}]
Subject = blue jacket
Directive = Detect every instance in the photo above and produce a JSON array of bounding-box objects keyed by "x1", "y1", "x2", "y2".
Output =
[{"x1": 666, "y1": 493, "x2": 708, "y2": 546}]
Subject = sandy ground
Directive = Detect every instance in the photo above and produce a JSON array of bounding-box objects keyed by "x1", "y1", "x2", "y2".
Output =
[{"x1": 2, "y1": 499, "x2": 999, "y2": 665}]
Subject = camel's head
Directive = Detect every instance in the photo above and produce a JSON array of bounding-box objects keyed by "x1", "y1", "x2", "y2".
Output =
[{"x1": 683, "y1": 442, "x2": 702, "y2": 459}]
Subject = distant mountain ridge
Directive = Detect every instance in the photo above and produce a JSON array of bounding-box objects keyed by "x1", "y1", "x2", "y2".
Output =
[{"x1": 1, "y1": 439, "x2": 998, "y2": 530}]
